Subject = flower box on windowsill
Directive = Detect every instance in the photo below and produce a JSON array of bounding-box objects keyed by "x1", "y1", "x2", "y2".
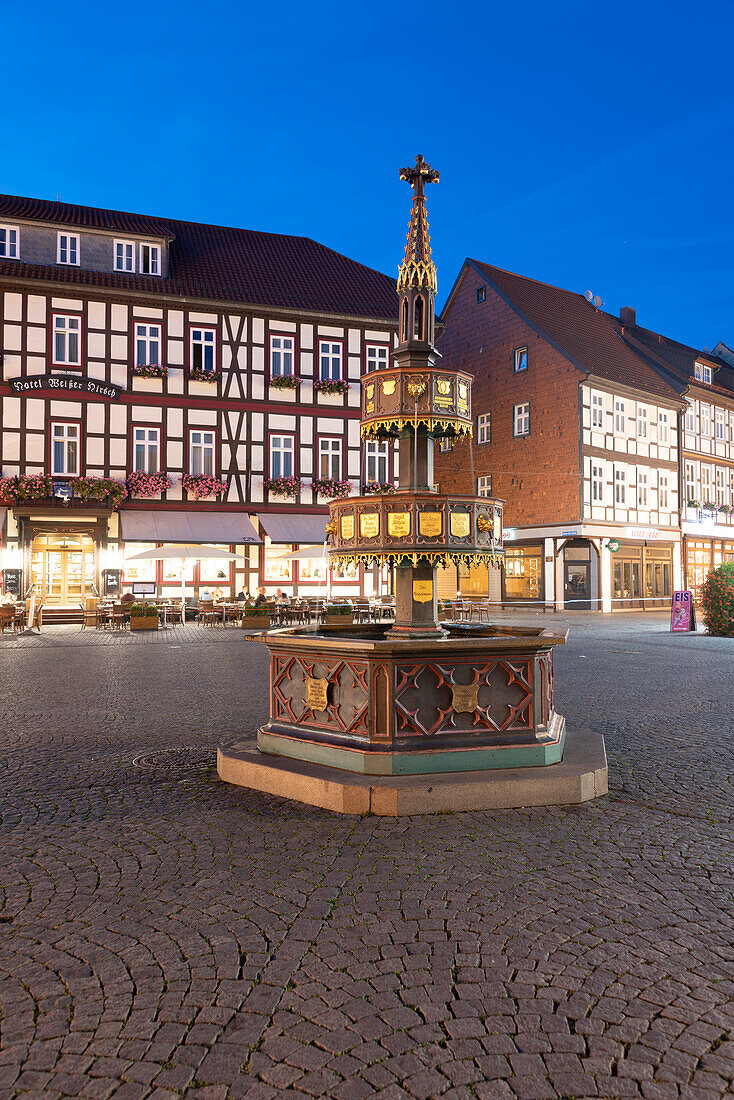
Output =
[
  {"x1": 132, "y1": 364, "x2": 168, "y2": 380},
  {"x1": 311, "y1": 478, "x2": 352, "y2": 500},
  {"x1": 181, "y1": 474, "x2": 228, "y2": 501},
  {"x1": 263, "y1": 476, "x2": 302, "y2": 498},
  {"x1": 361, "y1": 482, "x2": 396, "y2": 495},
  {"x1": 269, "y1": 375, "x2": 300, "y2": 391},
  {"x1": 126, "y1": 471, "x2": 173, "y2": 499},
  {"x1": 189, "y1": 367, "x2": 220, "y2": 383},
  {"x1": 313, "y1": 378, "x2": 350, "y2": 397}
]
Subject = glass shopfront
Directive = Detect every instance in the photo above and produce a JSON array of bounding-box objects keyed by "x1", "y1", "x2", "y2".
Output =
[
  {"x1": 685, "y1": 538, "x2": 734, "y2": 601},
  {"x1": 612, "y1": 542, "x2": 672, "y2": 609},
  {"x1": 503, "y1": 543, "x2": 543, "y2": 602}
]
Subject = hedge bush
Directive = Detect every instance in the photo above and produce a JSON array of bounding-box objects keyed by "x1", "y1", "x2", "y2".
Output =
[{"x1": 700, "y1": 561, "x2": 734, "y2": 637}]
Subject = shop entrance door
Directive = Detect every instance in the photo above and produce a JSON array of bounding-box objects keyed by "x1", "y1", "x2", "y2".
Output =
[
  {"x1": 564, "y1": 561, "x2": 590, "y2": 610},
  {"x1": 31, "y1": 534, "x2": 96, "y2": 606}
]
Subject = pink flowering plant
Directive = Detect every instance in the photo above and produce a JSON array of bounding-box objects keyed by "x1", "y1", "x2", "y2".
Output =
[
  {"x1": 16, "y1": 474, "x2": 54, "y2": 500},
  {"x1": 126, "y1": 470, "x2": 173, "y2": 498},
  {"x1": 0, "y1": 476, "x2": 19, "y2": 504},
  {"x1": 264, "y1": 475, "x2": 302, "y2": 497},
  {"x1": 314, "y1": 378, "x2": 350, "y2": 396},
  {"x1": 76, "y1": 477, "x2": 128, "y2": 509},
  {"x1": 362, "y1": 482, "x2": 396, "y2": 495},
  {"x1": 132, "y1": 363, "x2": 168, "y2": 379},
  {"x1": 269, "y1": 375, "x2": 300, "y2": 391},
  {"x1": 311, "y1": 477, "x2": 352, "y2": 499},
  {"x1": 181, "y1": 474, "x2": 228, "y2": 500},
  {"x1": 189, "y1": 366, "x2": 220, "y2": 383}
]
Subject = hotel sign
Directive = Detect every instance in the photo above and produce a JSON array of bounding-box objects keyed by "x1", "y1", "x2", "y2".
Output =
[{"x1": 10, "y1": 374, "x2": 124, "y2": 400}]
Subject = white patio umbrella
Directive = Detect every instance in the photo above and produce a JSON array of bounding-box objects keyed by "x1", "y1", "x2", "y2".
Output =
[
  {"x1": 124, "y1": 544, "x2": 239, "y2": 623},
  {"x1": 273, "y1": 543, "x2": 332, "y2": 600}
]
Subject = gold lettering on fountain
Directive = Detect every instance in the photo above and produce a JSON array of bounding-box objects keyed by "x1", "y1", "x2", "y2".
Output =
[
  {"x1": 418, "y1": 512, "x2": 443, "y2": 537},
  {"x1": 412, "y1": 579, "x2": 433, "y2": 603},
  {"x1": 450, "y1": 512, "x2": 471, "y2": 538},
  {"x1": 340, "y1": 514, "x2": 355, "y2": 540},
  {"x1": 305, "y1": 677, "x2": 330, "y2": 711},
  {"x1": 360, "y1": 512, "x2": 380, "y2": 538},
  {"x1": 388, "y1": 512, "x2": 411, "y2": 538},
  {"x1": 451, "y1": 683, "x2": 479, "y2": 712}
]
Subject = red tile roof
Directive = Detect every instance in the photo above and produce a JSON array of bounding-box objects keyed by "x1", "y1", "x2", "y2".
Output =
[
  {"x1": 469, "y1": 260, "x2": 685, "y2": 402},
  {"x1": 0, "y1": 194, "x2": 398, "y2": 320}
]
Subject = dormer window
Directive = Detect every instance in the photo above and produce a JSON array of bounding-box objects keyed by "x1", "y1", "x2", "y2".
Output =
[
  {"x1": 57, "y1": 233, "x2": 79, "y2": 265},
  {"x1": 140, "y1": 244, "x2": 160, "y2": 275},
  {"x1": 694, "y1": 362, "x2": 713, "y2": 384},
  {"x1": 0, "y1": 225, "x2": 19, "y2": 259},
  {"x1": 114, "y1": 240, "x2": 135, "y2": 272}
]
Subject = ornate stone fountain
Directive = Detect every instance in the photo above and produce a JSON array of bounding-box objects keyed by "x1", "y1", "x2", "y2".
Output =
[{"x1": 218, "y1": 157, "x2": 607, "y2": 814}]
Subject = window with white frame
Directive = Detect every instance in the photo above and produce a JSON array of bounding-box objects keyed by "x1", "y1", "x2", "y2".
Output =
[
  {"x1": 134, "y1": 322, "x2": 162, "y2": 368},
  {"x1": 716, "y1": 468, "x2": 726, "y2": 506},
  {"x1": 114, "y1": 240, "x2": 135, "y2": 272},
  {"x1": 658, "y1": 472, "x2": 669, "y2": 509},
  {"x1": 140, "y1": 243, "x2": 160, "y2": 275},
  {"x1": 614, "y1": 399, "x2": 626, "y2": 434},
  {"x1": 57, "y1": 233, "x2": 79, "y2": 265},
  {"x1": 637, "y1": 406, "x2": 648, "y2": 439},
  {"x1": 477, "y1": 412, "x2": 491, "y2": 444},
  {"x1": 658, "y1": 410, "x2": 669, "y2": 444},
  {"x1": 513, "y1": 347, "x2": 528, "y2": 373},
  {"x1": 365, "y1": 440, "x2": 389, "y2": 484},
  {"x1": 190, "y1": 430, "x2": 216, "y2": 476},
  {"x1": 715, "y1": 408, "x2": 725, "y2": 440},
  {"x1": 591, "y1": 463, "x2": 603, "y2": 503},
  {"x1": 701, "y1": 465, "x2": 712, "y2": 502},
  {"x1": 51, "y1": 422, "x2": 80, "y2": 476},
  {"x1": 685, "y1": 462, "x2": 696, "y2": 502},
  {"x1": 685, "y1": 403, "x2": 696, "y2": 432},
  {"x1": 513, "y1": 402, "x2": 530, "y2": 436},
  {"x1": 365, "y1": 344, "x2": 389, "y2": 371},
  {"x1": 591, "y1": 393, "x2": 604, "y2": 429},
  {"x1": 477, "y1": 475, "x2": 493, "y2": 497},
  {"x1": 270, "y1": 334, "x2": 294, "y2": 376},
  {"x1": 319, "y1": 340, "x2": 342, "y2": 381},
  {"x1": 270, "y1": 435, "x2": 294, "y2": 479},
  {"x1": 53, "y1": 314, "x2": 81, "y2": 365},
  {"x1": 438, "y1": 438, "x2": 453, "y2": 453},
  {"x1": 190, "y1": 327, "x2": 217, "y2": 373},
  {"x1": 694, "y1": 362, "x2": 713, "y2": 384},
  {"x1": 700, "y1": 405, "x2": 711, "y2": 436},
  {"x1": 133, "y1": 427, "x2": 160, "y2": 473},
  {"x1": 614, "y1": 467, "x2": 626, "y2": 504},
  {"x1": 0, "y1": 225, "x2": 18, "y2": 258},
  {"x1": 318, "y1": 438, "x2": 342, "y2": 479},
  {"x1": 637, "y1": 469, "x2": 648, "y2": 507}
]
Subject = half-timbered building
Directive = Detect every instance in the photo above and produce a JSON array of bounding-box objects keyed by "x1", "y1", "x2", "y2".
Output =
[{"x1": 0, "y1": 195, "x2": 398, "y2": 611}]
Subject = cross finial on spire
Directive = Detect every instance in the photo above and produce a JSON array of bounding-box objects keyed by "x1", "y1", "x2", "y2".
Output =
[{"x1": 399, "y1": 154, "x2": 440, "y2": 199}]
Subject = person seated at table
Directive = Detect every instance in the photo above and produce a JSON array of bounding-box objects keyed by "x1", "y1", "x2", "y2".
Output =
[
  {"x1": 254, "y1": 586, "x2": 268, "y2": 608},
  {"x1": 2, "y1": 591, "x2": 16, "y2": 604},
  {"x1": 274, "y1": 588, "x2": 289, "y2": 604},
  {"x1": 235, "y1": 590, "x2": 247, "y2": 602},
  {"x1": 200, "y1": 586, "x2": 213, "y2": 602},
  {"x1": 212, "y1": 586, "x2": 224, "y2": 602}
]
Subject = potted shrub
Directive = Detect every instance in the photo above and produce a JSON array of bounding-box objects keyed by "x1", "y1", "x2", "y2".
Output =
[
  {"x1": 269, "y1": 375, "x2": 300, "y2": 391},
  {"x1": 240, "y1": 604, "x2": 274, "y2": 631},
  {"x1": 324, "y1": 602, "x2": 353, "y2": 626},
  {"x1": 700, "y1": 562, "x2": 734, "y2": 637},
  {"x1": 129, "y1": 602, "x2": 159, "y2": 631}
]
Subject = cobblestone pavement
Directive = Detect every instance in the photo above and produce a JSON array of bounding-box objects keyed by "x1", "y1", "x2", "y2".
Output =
[{"x1": 0, "y1": 614, "x2": 732, "y2": 1100}]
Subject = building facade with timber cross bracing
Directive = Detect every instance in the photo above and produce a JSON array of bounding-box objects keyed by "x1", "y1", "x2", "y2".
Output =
[{"x1": 0, "y1": 195, "x2": 400, "y2": 611}]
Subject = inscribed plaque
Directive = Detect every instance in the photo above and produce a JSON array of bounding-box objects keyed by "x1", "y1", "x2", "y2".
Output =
[
  {"x1": 305, "y1": 677, "x2": 329, "y2": 711},
  {"x1": 418, "y1": 511, "x2": 443, "y2": 538},
  {"x1": 360, "y1": 512, "x2": 380, "y2": 538},
  {"x1": 340, "y1": 514, "x2": 355, "y2": 540},
  {"x1": 388, "y1": 512, "x2": 411, "y2": 538},
  {"x1": 450, "y1": 512, "x2": 471, "y2": 538},
  {"x1": 451, "y1": 683, "x2": 479, "y2": 713},
  {"x1": 381, "y1": 379, "x2": 396, "y2": 396},
  {"x1": 493, "y1": 512, "x2": 502, "y2": 541},
  {"x1": 412, "y1": 579, "x2": 433, "y2": 603}
]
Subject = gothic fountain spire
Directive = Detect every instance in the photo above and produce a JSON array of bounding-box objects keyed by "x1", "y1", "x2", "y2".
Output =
[{"x1": 397, "y1": 155, "x2": 440, "y2": 348}]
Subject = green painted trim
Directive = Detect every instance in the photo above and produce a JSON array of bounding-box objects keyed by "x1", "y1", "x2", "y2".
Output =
[{"x1": 258, "y1": 723, "x2": 566, "y2": 775}]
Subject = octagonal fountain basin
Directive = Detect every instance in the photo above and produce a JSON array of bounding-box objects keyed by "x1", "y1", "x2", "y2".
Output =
[{"x1": 256, "y1": 622, "x2": 567, "y2": 776}]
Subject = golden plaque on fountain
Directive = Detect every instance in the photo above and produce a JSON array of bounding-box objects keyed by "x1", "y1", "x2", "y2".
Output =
[
  {"x1": 419, "y1": 512, "x2": 443, "y2": 538},
  {"x1": 360, "y1": 512, "x2": 380, "y2": 538},
  {"x1": 305, "y1": 677, "x2": 330, "y2": 711},
  {"x1": 388, "y1": 512, "x2": 411, "y2": 538},
  {"x1": 340, "y1": 514, "x2": 355, "y2": 540},
  {"x1": 450, "y1": 512, "x2": 471, "y2": 538}
]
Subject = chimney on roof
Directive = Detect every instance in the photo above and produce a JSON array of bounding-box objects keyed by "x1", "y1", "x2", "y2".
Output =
[{"x1": 619, "y1": 306, "x2": 636, "y2": 327}]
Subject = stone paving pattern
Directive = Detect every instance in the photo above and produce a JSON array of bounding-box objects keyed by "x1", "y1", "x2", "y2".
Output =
[{"x1": 0, "y1": 613, "x2": 732, "y2": 1100}]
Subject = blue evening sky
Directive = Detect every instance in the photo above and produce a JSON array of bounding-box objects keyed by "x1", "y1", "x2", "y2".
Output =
[{"x1": 4, "y1": 0, "x2": 733, "y2": 350}]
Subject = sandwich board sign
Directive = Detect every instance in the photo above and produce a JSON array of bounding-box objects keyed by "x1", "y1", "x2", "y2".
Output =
[{"x1": 671, "y1": 590, "x2": 696, "y2": 632}]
